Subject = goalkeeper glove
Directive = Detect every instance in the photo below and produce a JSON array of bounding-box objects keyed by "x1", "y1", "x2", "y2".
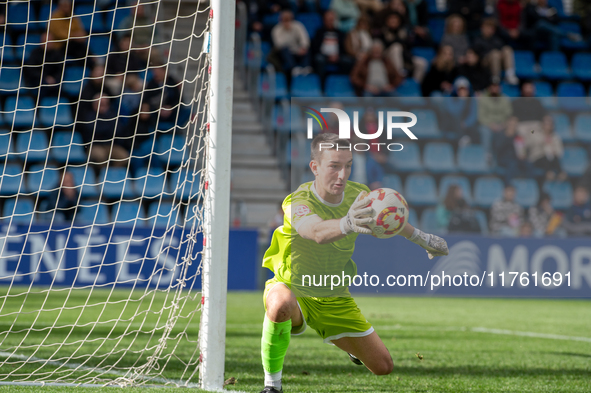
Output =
[
  {"x1": 340, "y1": 191, "x2": 374, "y2": 235},
  {"x1": 408, "y1": 228, "x2": 449, "y2": 259}
]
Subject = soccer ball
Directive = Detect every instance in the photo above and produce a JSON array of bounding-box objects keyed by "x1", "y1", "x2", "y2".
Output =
[{"x1": 363, "y1": 188, "x2": 409, "y2": 239}]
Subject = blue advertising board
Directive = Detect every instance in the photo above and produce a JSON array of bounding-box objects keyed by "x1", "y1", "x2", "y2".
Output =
[{"x1": 0, "y1": 225, "x2": 259, "y2": 290}]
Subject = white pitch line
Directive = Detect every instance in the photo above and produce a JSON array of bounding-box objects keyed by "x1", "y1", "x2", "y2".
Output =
[{"x1": 469, "y1": 327, "x2": 591, "y2": 343}]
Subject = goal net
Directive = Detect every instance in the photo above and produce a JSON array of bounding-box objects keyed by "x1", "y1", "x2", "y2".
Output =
[{"x1": 0, "y1": 0, "x2": 227, "y2": 388}]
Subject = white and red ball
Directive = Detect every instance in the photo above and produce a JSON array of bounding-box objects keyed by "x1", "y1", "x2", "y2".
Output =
[{"x1": 362, "y1": 188, "x2": 409, "y2": 238}]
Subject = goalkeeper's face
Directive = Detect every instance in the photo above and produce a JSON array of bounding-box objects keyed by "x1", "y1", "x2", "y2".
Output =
[{"x1": 311, "y1": 149, "x2": 353, "y2": 199}]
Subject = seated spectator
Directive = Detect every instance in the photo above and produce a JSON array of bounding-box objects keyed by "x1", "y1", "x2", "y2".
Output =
[
  {"x1": 524, "y1": 0, "x2": 581, "y2": 52},
  {"x1": 49, "y1": 0, "x2": 93, "y2": 67},
  {"x1": 512, "y1": 81, "x2": 547, "y2": 134},
  {"x1": 378, "y1": 13, "x2": 427, "y2": 82},
  {"x1": 497, "y1": 0, "x2": 530, "y2": 49},
  {"x1": 128, "y1": 102, "x2": 158, "y2": 149},
  {"x1": 563, "y1": 186, "x2": 591, "y2": 236},
  {"x1": 528, "y1": 192, "x2": 558, "y2": 237},
  {"x1": 374, "y1": 0, "x2": 409, "y2": 30},
  {"x1": 490, "y1": 185, "x2": 524, "y2": 236},
  {"x1": 121, "y1": 74, "x2": 144, "y2": 117},
  {"x1": 492, "y1": 116, "x2": 530, "y2": 182},
  {"x1": 472, "y1": 18, "x2": 518, "y2": 85},
  {"x1": 344, "y1": 16, "x2": 373, "y2": 59},
  {"x1": 404, "y1": 0, "x2": 431, "y2": 46},
  {"x1": 330, "y1": 0, "x2": 361, "y2": 32},
  {"x1": 457, "y1": 48, "x2": 491, "y2": 93},
  {"x1": 312, "y1": 10, "x2": 354, "y2": 83},
  {"x1": 106, "y1": 34, "x2": 150, "y2": 77},
  {"x1": 350, "y1": 41, "x2": 403, "y2": 96},
  {"x1": 23, "y1": 32, "x2": 65, "y2": 96},
  {"x1": 40, "y1": 171, "x2": 79, "y2": 225},
  {"x1": 526, "y1": 115, "x2": 566, "y2": 181},
  {"x1": 478, "y1": 79, "x2": 512, "y2": 133},
  {"x1": 447, "y1": 0, "x2": 485, "y2": 35},
  {"x1": 79, "y1": 65, "x2": 117, "y2": 117},
  {"x1": 145, "y1": 62, "x2": 182, "y2": 125},
  {"x1": 421, "y1": 45, "x2": 457, "y2": 96},
  {"x1": 448, "y1": 198, "x2": 481, "y2": 234},
  {"x1": 441, "y1": 14, "x2": 469, "y2": 64},
  {"x1": 117, "y1": 0, "x2": 158, "y2": 48},
  {"x1": 436, "y1": 184, "x2": 463, "y2": 230},
  {"x1": 79, "y1": 95, "x2": 130, "y2": 168},
  {"x1": 442, "y1": 77, "x2": 480, "y2": 146},
  {"x1": 270, "y1": 10, "x2": 311, "y2": 77},
  {"x1": 243, "y1": 0, "x2": 290, "y2": 41}
]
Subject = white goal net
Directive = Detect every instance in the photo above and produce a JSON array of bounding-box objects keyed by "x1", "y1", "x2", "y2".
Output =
[{"x1": 0, "y1": 0, "x2": 223, "y2": 387}]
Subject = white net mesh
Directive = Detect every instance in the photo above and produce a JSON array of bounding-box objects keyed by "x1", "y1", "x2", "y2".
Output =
[{"x1": 0, "y1": 0, "x2": 212, "y2": 387}]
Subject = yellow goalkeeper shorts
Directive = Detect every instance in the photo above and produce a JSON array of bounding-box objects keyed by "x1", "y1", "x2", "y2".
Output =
[{"x1": 263, "y1": 277, "x2": 374, "y2": 344}]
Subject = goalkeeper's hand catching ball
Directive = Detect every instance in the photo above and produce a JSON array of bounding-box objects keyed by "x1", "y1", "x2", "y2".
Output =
[{"x1": 340, "y1": 191, "x2": 374, "y2": 235}]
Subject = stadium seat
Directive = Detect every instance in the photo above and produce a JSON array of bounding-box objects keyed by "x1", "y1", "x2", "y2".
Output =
[
  {"x1": 382, "y1": 174, "x2": 403, "y2": 191},
  {"x1": 473, "y1": 177, "x2": 504, "y2": 208},
  {"x1": 39, "y1": 97, "x2": 75, "y2": 128},
  {"x1": 388, "y1": 142, "x2": 422, "y2": 172},
  {"x1": 107, "y1": 7, "x2": 131, "y2": 30},
  {"x1": 295, "y1": 13, "x2": 322, "y2": 39},
  {"x1": 457, "y1": 145, "x2": 490, "y2": 174},
  {"x1": 548, "y1": 0, "x2": 566, "y2": 17},
  {"x1": 405, "y1": 174, "x2": 438, "y2": 206},
  {"x1": 408, "y1": 208, "x2": 419, "y2": 227},
  {"x1": 14, "y1": 131, "x2": 49, "y2": 163},
  {"x1": 6, "y1": 2, "x2": 28, "y2": 31},
  {"x1": 156, "y1": 134, "x2": 188, "y2": 167},
  {"x1": 259, "y1": 72, "x2": 288, "y2": 99},
  {"x1": 559, "y1": 22, "x2": 587, "y2": 50},
  {"x1": 0, "y1": 68, "x2": 23, "y2": 95},
  {"x1": 76, "y1": 202, "x2": 110, "y2": 225},
  {"x1": 428, "y1": 18, "x2": 445, "y2": 44},
  {"x1": 262, "y1": 13, "x2": 280, "y2": 29},
  {"x1": 543, "y1": 181, "x2": 573, "y2": 210},
  {"x1": 291, "y1": 74, "x2": 322, "y2": 97},
  {"x1": 169, "y1": 169, "x2": 201, "y2": 200},
  {"x1": 534, "y1": 80, "x2": 553, "y2": 96},
  {"x1": 246, "y1": 40, "x2": 271, "y2": 69},
  {"x1": 62, "y1": 66, "x2": 87, "y2": 97},
  {"x1": 540, "y1": 52, "x2": 572, "y2": 80},
  {"x1": 557, "y1": 82, "x2": 588, "y2": 112},
  {"x1": 500, "y1": 82, "x2": 519, "y2": 98},
  {"x1": 88, "y1": 34, "x2": 112, "y2": 56},
  {"x1": 572, "y1": 53, "x2": 591, "y2": 81},
  {"x1": 26, "y1": 166, "x2": 61, "y2": 195},
  {"x1": 0, "y1": 36, "x2": 16, "y2": 65},
  {"x1": 474, "y1": 210, "x2": 489, "y2": 235},
  {"x1": 439, "y1": 175, "x2": 472, "y2": 204},
  {"x1": 325, "y1": 75, "x2": 355, "y2": 97},
  {"x1": 134, "y1": 167, "x2": 167, "y2": 199},
  {"x1": 14, "y1": 34, "x2": 42, "y2": 63},
  {"x1": 411, "y1": 47, "x2": 435, "y2": 70},
  {"x1": 514, "y1": 51, "x2": 539, "y2": 79},
  {"x1": 4, "y1": 96, "x2": 36, "y2": 130},
  {"x1": 573, "y1": 114, "x2": 591, "y2": 142},
  {"x1": 112, "y1": 201, "x2": 145, "y2": 225},
  {"x1": 147, "y1": 202, "x2": 180, "y2": 227},
  {"x1": 98, "y1": 167, "x2": 135, "y2": 199},
  {"x1": 420, "y1": 207, "x2": 446, "y2": 234},
  {"x1": 0, "y1": 132, "x2": 16, "y2": 161},
  {"x1": 0, "y1": 164, "x2": 25, "y2": 196},
  {"x1": 50, "y1": 132, "x2": 87, "y2": 164},
  {"x1": 426, "y1": 0, "x2": 446, "y2": 14},
  {"x1": 561, "y1": 146, "x2": 588, "y2": 176},
  {"x1": 511, "y1": 178, "x2": 539, "y2": 208},
  {"x1": 2, "y1": 198, "x2": 34, "y2": 226},
  {"x1": 424, "y1": 142, "x2": 456, "y2": 173},
  {"x1": 272, "y1": 104, "x2": 290, "y2": 134},
  {"x1": 549, "y1": 112, "x2": 574, "y2": 142},
  {"x1": 70, "y1": 167, "x2": 99, "y2": 198},
  {"x1": 407, "y1": 109, "x2": 440, "y2": 138}
]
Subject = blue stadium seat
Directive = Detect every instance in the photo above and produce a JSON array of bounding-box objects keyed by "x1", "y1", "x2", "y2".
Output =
[
  {"x1": 246, "y1": 41, "x2": 271, "y2": 69},
  {"x1": 548, "y1": 0, "x2": 566, "y2": 17},
  {"x1": 6, "y1": 2, "x2": 29, "y2": 31},
  {"x1": 543, "y1": 181, "x2": 573, "y2": 210},
  {"x1": 439, "y1": 175, "x2": 472, "y2": 204},
  {"x1": 420, "y1": 207, "x2": 446, "y2": 234},
  {"x1": 295, "y1": 13, "x2": 322, "y2": 39},
  {"x1": 549, "y1": 112, "x2": 574, "y2": 142},
  {"x1": 262, "y1": 13, "x2": 280, "y2": 29},
  {"x1": 0, "y1": 132, "x2": 16, "y2": 161},
  {"x1": 500, "y1": 82, "x2": 519, "y2": 98},
  {"x1": 325, "y1": 75, "x2": 355, "y2": 97},
  {"x1": 514, "y1": 51, "x2": 539, "y2": 79},
  {"x1": 0, "y1": 37, "x2": 16, "y2": 66},
  {"x1": 408, "y1": 208, "x2": 418, "y2": 227},
  {"x1": 134, "y1": 167, "x2": 167, "y2": 198},
  {"x1": 70, "y1": 167, "x2": 99, "y2": 198},
  {"x1": 573, "y1": 114, "x2": 591, "y2": 142},
  {"x1": 156, "y1": 134, "x2": 188, "y2": 166},
  {"x1": 0, "y1": 164, "x2": 25, "y2": 196},
  {"x1": 259, "y1": 72, "x2": 288, "y2": 99},
  {"x1": 76, "y1": 202, "x2": 110, "y2": 225},
  {"x1": 26, "y1": 166, "x2": 61, "y2": 195},
  {"x1": 534, "y1": 80, "x2": 553, "y2": 96},
  {"x1": 88, "y1": 35, "x2": 112, "y2": 56},
  {"x1": 388, "y1": 142, "x2": 422, "y2": 172},
  {"x1": 572, "y1": 53, "x2": 591, "y2": 81},
  {"x1": 511, "y1": 178, "x2": 539, "y2": 207},
  {"x1": 540, "y1": 52, "x2": 572, "y2": 80},
  {"x1": 15, "y1": 131, "x2": 49, "y2": 163},
  {"x1": 559, "y1": 22, "x2": 587, "y2": 50},
  {"x1": 14, "y1": 34, "x2": 42, "y2": 63},
  {"x1": 169, "y1": 169, "x2": 201, "y2": 200},
  {"x1": 424, "y1": 142, "x2": 455, "y2": 173},
  {"x1": 382, "y1": 174, "x2": 403, "y2": 191},
  {"x1": 557, "y1": 82, "x2": 587, "y2": 112},
  {"x1": 561, "y1": 146, "x2": 588, "y2": 176},
  {"x1": 4, "y1": 96, "x2": 36, "y2": 130},
  {"x1": 405, "y1": 174, "x2": 438, "y2": 206},
  {"x1": 291, "y1": 74, "x2": 322, "y2": 97},
  {"x1": 112, "y1": 201, "x2": 145, "y2": 225},
  {"x1": 457, "y1": 145, "x2": 490, "y2": 174},
  {"x1": 426, "y1": 0, "x2": 446, "y2": 14},
  {"x1": 428, "y1": 18, "x2": 445, "y2": 44},
  {"x1": 411, "y1": 47, "x2": 435, "y2": 70},
  {"x1": 147, "y1": 202, "x2": 180, "y2": 227},
  {"x1": 474, "y1": 210, "x2": 488, "y2": 235},
  {"x1": 62, "y1": 66, "x2": 87, "y2": 97},
  {"x1": 473, "y1": 177, "x2": 504, "y2": 208},
  {"x1": 39, "y1": 97, "x2": 75, "y2": 128},
  {"x1": 273, "y1": 104, "x2": 289, "y2": 134},
  {"x1": 98, "y1": 167, "x2": 134, "y2": 199},
  {"x1": 107, "y1": 7, "x2": 131, "y2": 30},
  {"x1": 407, "y1": 109, "x2": 440, "y2": 138},
  {"x1": 2, "y1": 198, "x2": 34, "y2": 226},
  {"x1": 50, "y1": 132, "x2": 87, "y2": 164}
]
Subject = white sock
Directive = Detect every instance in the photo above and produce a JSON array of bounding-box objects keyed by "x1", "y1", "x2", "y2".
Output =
[{"x1": 264, "y1": 370, "x2": 282, "y2": 390}]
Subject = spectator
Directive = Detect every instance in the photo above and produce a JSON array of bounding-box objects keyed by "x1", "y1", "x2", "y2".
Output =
[
  {"x1": 436, "y1": 184, "x2": 463, "y2": 230},
  {"x1": 79, "y1": 65, "x2": 117, "y2": 117},
  {"x1": 457, "y1": 48, "x2": 491, "y2": 93},
  {"x1": 524, "y1": 0, "x2": 582, "y2": 52},
  {"x1": 497, "y1": 0, "x2": 530, "y2": 49},
  {"x1": 447, "y1": 0, "x2": 485, "y2": 34},
  {"x1": 574, "y1": 0, "x2": 591, "y2": 39},
  {"x1": 242, "y1": 0, "x2": 291, "y2": 40},
  {"x1": 528, "y1": 193, "x2": 556, "y2": 237},
  {"x1": 117, "y1": 0, "x2": 158, "y2": 48},
  {"x1": 344, "y1": 16, "x2": 373, "y2": 59},
  {"x1": 41, "y1": 171, "x2": 79, "y2": 224},
  {"x1": 79, "y1": 95, "x2": 130, "y2": 168},
  {"x1": 0, "y1": 2, "x2": 5, "y2": 34},
  {"x1": 512, "y1": 81, "x2": 547, "y2": 134},
  {"x1": 492, "y1": 116, "x2": 530, "y2": 182},
  {"x1": 404, "y1": 0, "x2": 431, "y2": 46},
  {"x1": 421, "y1": 45, "x2": 457, "y2": 96},
  {"x1": 519, "y1": 220, "x2": 534, "y2": 237},
  {"x1": 374, "y1": 0, "x2": 409, "y2": 30},
  {"x1": 23, "y1": 32, "x2": 65, "y2": 97},
  {"x1": 121, "y1": 74, "x2": 144, "y2": 117},
  {"x1": 312, "y1": 10, "x2": 354, "y2": 83},
  {"x1": 378, "y1": 13, "x2": 428, "y2": 82},
  {"x1": 563, "y1": 186, "x2": 591, "y2": 236},
  {"x1": 478, "y1": 79, "x2": 512, "y2": 133},
  {"x1": 526, "y1": 115, "x2": 566, "y2": 181},
  {"x1": 144, "y1": 63, "x2": 182, "y2": 124},
  {"x1": 49, "y1": 0, "x2": 92, "y2": 67},
  {"x1": 129, "y1": 102, "x2": 158, "y2": 149},
  {"x1": 472, "y1": 18, "x2": 518, "y2": 85},
  {"x1": 350, "y1": 41, "x2": 403, "y2": 96},
  {"x1": 106, "y1": 35, "x2": 150, "y2": 77},
  {"x1": 441, "y1": 14, "x2": 469, "y2": 64},
  {"x1": 270, "y1": 10, "x2": 311, "y2": 76},
  {"x1": 448, "y1": 198, "x2": 481, "y2": 233},
  {"x1": 330, "y1": 0, "x2": 375, "y2": 32},
  {"x1": 490, "y1": 185, "x2": 524, "y2": 236},
  {"x1": 442, "y1": 77, "x2": 480, "y2": 146}
]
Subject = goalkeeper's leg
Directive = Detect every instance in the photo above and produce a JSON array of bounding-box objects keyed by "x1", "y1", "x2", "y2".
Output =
[
  {"x1": 261, "y1": 283, "x2": 304, "y2": 393},
  {"x1": 332, "y1": 332, "x2": 394, "y2": 375}
]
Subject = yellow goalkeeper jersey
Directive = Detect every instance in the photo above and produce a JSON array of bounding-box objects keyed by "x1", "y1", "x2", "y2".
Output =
[{"x1": 262, "y1": 180, "x2": 370, "y2": 297}]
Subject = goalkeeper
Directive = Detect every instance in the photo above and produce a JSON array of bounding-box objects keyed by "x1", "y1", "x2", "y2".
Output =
[{"x1": 259, "y1": 133, "x2": 449, "y2": 393}]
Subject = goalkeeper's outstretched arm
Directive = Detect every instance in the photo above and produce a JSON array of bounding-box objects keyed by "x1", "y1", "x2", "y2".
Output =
[{"x1": 399, "y1": 222, "x2": 449, "y2": 259}]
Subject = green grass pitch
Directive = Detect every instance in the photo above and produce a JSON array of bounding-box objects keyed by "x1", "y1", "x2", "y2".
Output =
[{"x1": 0, "y1": 291, "x2": 589, "y2": 392}]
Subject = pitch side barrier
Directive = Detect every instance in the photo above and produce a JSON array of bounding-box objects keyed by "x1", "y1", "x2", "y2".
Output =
[{"x1": 0, "y1": 225, "x2": 258, "y2": 290}]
